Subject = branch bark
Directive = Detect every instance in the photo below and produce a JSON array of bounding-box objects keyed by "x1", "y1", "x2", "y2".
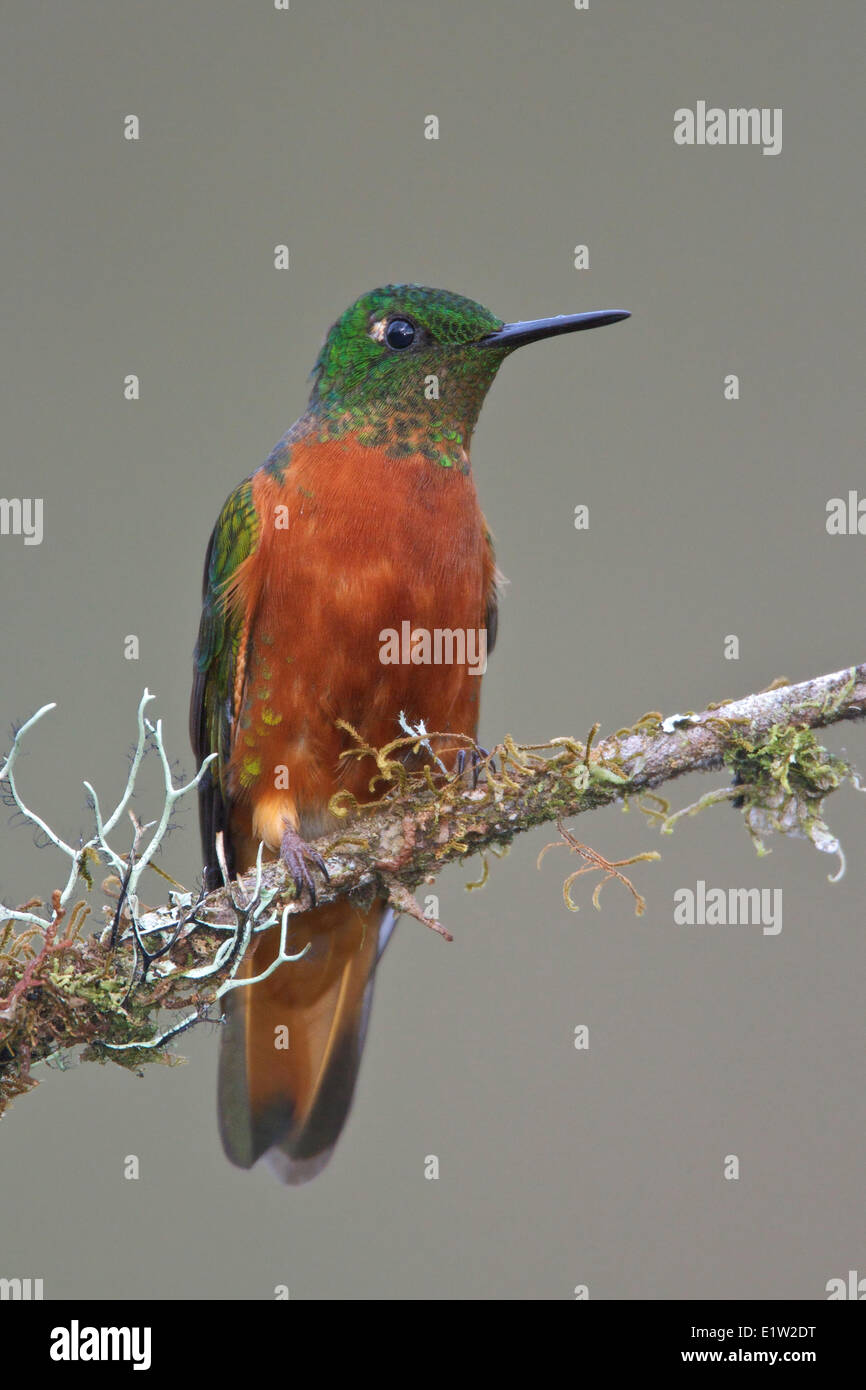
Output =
[{"x1": 1, "y1": 663, "x2": 863, "y2": 1111}]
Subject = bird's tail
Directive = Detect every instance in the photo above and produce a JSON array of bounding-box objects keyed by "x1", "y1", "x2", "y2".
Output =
[{"x1": 217, "y1": 897, "x2": 393, "y2": 1184}]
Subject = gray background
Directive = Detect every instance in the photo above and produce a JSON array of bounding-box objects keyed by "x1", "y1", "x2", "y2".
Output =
[{"x1": 1, "y1": 0, "x2": 863, "y2": 1300}]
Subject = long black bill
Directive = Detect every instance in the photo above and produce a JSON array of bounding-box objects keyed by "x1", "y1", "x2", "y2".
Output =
[{"x1": 480, "y1": 309, "x2": 630, "y2": 350}]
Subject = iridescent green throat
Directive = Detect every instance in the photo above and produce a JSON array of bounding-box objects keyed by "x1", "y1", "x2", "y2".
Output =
[{"x1": 306, "y1": 345, "x2": 508, "y2": 471}]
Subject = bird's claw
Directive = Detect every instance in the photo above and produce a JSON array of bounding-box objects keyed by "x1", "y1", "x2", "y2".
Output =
[
  {"x1": 455, "y1": 745, "x2": 496, "y2": 788},
  {"x1": 280, "y1": 824, "x2": 330, "y2": 907}
]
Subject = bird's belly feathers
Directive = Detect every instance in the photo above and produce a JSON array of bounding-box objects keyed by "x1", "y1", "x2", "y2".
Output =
[{"x1": 227, "y1": 439, "x2": 493, "y2": 849}]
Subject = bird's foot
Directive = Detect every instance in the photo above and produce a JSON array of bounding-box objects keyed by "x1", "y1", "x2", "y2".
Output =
[
  {"x1": 456, "y1": 745, "x2": 496, "y2": 789},
  {"x1": 280, "y1": 823, "x2": 330, "y2": 907}
]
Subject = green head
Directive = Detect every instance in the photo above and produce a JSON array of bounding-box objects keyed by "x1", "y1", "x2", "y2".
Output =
[{"x1": 305, "y1": 284, "x2": 629, "y2": 470}]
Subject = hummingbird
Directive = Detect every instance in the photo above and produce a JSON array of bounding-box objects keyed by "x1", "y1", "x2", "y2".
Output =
[{"x1": 190, "y1": 285, "x2": 629, "y2": 1183}]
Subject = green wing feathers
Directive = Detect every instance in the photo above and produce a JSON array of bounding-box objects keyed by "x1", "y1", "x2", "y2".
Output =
[
  {"x1": 484, "y1": 528, "x2": 501, "y2": 656},
  {"x1": 190, "y1": 479, "x2": 261, "y2": 886}
]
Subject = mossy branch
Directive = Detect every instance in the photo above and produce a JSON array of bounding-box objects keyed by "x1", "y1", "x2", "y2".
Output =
[{"x1": 1, "y1": 663, "x2": 864, "y2": 1116}]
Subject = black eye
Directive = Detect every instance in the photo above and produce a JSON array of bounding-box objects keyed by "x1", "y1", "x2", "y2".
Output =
[{"x1": 385, "y1": 318, "x2": 415, "y2": 350}]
